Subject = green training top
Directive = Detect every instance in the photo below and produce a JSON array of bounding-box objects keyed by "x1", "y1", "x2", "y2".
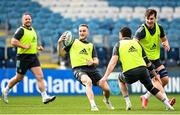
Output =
[
  {"x1": 17, "y1": 27, "x2": 37, "y2": 54},
  {"x1": 69, "y1": 39, "x2": 93, "y2": 68},
  {"x1": 119, "y1": 39, "x2": 146, "y2": 73},
  {"x1": 139, "y1": 22, "x2": 161, "y2": 60}
]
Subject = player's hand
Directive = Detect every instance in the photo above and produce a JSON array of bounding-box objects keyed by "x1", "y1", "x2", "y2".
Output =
[
  {"x1": 24, "y1": 44, "x2": 31, "y2": 49},
  {"x1": 58, "y1": 33, "x2": 66, "y2": 43},
  {"x1": 162, "y1": 41, "x2": 170, "y2": 51},
  {"x1": 38, "y1": 46, "x2": 44, "y2": 51},
  {"x1": 86, "y1": 59, "x2": 94, "y2": 66}
]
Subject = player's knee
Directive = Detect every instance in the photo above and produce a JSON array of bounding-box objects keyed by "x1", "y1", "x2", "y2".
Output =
[
  {"x1": 159, "y1": 68, "x2": 168, "y2": 78},
  {"x1": 36, "y1": 75, "x2": 44, "y2": 82},
  {"x1": 161, "y1": 76, "x2": 169, "y2": 87},
  {"x1": 15, "y1": 75, "x2": 24, "y2": 81},
  {"x1": 84, "y1": 79, "x2": 92, "y2": 86},
  {"x1": 118, "y1": 73, "x2": 126, "y2": 83}
]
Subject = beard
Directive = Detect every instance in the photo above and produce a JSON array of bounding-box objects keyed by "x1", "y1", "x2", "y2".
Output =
[{"x1": 24, "y1": 22, "x2": 31, "y2": 28}]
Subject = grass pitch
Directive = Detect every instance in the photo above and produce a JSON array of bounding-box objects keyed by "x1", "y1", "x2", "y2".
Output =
[{"x1": 0, "y1": 94, "x2": 179, "y2": 114}]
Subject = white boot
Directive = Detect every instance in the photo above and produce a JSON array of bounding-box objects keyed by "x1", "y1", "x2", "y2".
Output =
[
  {"x1": 2, "y1": 89, "x2": 9, "y2": 104},
  {"x1": 42, "y1": 95, "x2": 56, "y2": 104}
]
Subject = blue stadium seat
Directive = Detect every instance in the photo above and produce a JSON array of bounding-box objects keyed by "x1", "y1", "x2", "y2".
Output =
[
  {"x1": 100, "y1": 18, "x2": 114, "y2": 31},
  {"x1": 0, "y1": 60, "x2": 5, "y2": 68},
  {"x1": 5, "y1": 59, "x2": 16, "y2": 68},
  {"x1": 158, "y1": 18, "x2": 169, "y2": 30},
  {"x1": 160, "y1": 47, "x2": 166, "y2": 64},
  {"x1": 167, "y1": 47, "x2": 180, "y2": 65},
  {"x1": 7, "y1": 47, "x2": 17, "y2": 59},
  {"x1": 167, "y1": 47, "x2": 180, "y2": 61},
  {"x1": 96, "y1": 46, "x2": 108, "y2": 67},
  {"x1": 0, "y1": 38, "x2": 5, "y2": 47},
  {"x1": 0, "y1": 47, "x2": 5, "y2": 60},
  {"x1": 9, "y1": 19, "x2": 21, "y2": 32},
  {"x1": 107, "y1": 34, "x2": 119, "y2": 47}
]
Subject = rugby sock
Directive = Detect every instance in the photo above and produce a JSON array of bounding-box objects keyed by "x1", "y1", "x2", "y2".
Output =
[
  {"x1": 4, "y1": 86, "x2": 10, "y2": 93},
  {"x1": 144, "y1": 91, "x2": 151, "y2": 99},
  {"x1": 90, "y1": 100, "x2": 97, "y2": 107},
  {"x1": 124, "y1": 95, "x2": 131, "y2": 105},
  {"x1": 104, "y1": 97, "x2": 109, "y2": 102},
  {"x1": 162, "y1": 98, "x2": 172, "y2": 108},
  {"x1": 163, "y1": 92, "x2": 169, "y2": 101},
  {"x1": 41, "y1": 91, "x2": 48, "y2": 98}
]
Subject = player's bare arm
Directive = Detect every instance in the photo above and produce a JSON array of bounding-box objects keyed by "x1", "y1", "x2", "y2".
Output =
[
  {"x1": 11, "y1": 38, "x2": 31, "y2": 49},
  {"x1": 86, "y1": 57, "x2": 99, "y2": 66},
  {"x1": 57, "y1": 34, "x2": 66, "y2": 57},
  {"x1": 99, "y1": 55, "x2": 118, "y2": 86},
  {"x1": 161, "y1": 36, "x2": 170, "y2": 51}
]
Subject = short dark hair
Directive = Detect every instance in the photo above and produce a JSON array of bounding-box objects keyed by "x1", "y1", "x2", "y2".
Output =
[
  {"x1": 79, "y1": 24, "x2": 89, "y2": 29},
  {"x1": 22, "y1": 12, "x2": 32, "y2": 19},
  {"x1": 120, "y1": 27, "x2": 132, "y2": 38},
  {"x1": 145, "y1": 9, "x2": 157, "y2": 18}
]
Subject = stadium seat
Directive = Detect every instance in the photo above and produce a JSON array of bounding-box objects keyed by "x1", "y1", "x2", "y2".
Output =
[
  {"x1": 5, "y1": 58, "x2": 16, "y2": 68},
  {"x1": 96, "y1": 46, "x2": 108, "y2": 67},
  {"x1": 148, "y1": 6, "x2": 160, "y2": 14},
  {"x1": 119, "y1": 7, "x2": 133, "y2": 21},
  {"x1": 0, "y1": 47, "x2": 5, "y2": 60},
  {"x1": 167, "y1": 47, "x2": 180, "y2": 65},
  {"x1": 160, "y1": 47, "x2": 166, "y2": 64},
  {"x1": 133, "y1": 7, "x2": 146, "y2": 20},
  {"x1": 92, "y1": 35, "x2": 104, "y2": 46},
  {"x1": 158, "y1": 18, "x2": 169, "y2": 32},
  {"x1": 107, "y1": 34, "x2": 119, "y2": 47},
  {"x1": 100, "y1": 18, "x2": 114, "y2": 30},
  {"x1": 7, "y1": 47, "x2": 17, "y2": 59},
  {"x1": 0, "y1": 59, "x2": 5, "y2": 68},
  {"x1": 160, "y1": 7, "x2": 173, "y2": 21},
  {"x1": 0, "y1": 38, "x2": 5, "y2": 47},
  {"x1": 128, "y1": 18, "x2": 142, "y2": 34}
]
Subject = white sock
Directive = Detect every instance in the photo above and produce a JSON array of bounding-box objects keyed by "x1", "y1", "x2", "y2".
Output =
[
  {"x1": 144, "y1": 91, "x2": 151, "y2": 99},
  {"x1": 4, "y1": 86, "x2": 10, "y2": 94},
  {"x1": 41, "y1": 91, "x2": 48, "y2": 98},
  {"x1": 104, "y1": 97, "x2": 109, "y2": 102},
  {"x1": 124, "y1": 95, "x2": 131, "y2": 105},
  {"x1": 162, "y1": 98, "x2": 171, "y2": 108},
  {"x1": 163, "y1": 92, "x2": 169, "y2": 101},
  {"x1": 90, "y1": 100, "x2": 97, "y2": 107}
]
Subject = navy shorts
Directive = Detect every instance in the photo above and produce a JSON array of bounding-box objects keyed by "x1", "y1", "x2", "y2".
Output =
[
  {"x1": 73, "y1": 66, "x2": 102, "y2": 86},
  {"x1": 150, "y1": 59, "x2": 168, "y2": 78},
  {"x1": 16, "y1": 54, "x2": 40, "y2": 75},
  {"x1": 150, "y1": 59, "x2": 162, "y2": 69},
  {"x1": 123, "y1": 66, "x2": 152, "y2": 86}
]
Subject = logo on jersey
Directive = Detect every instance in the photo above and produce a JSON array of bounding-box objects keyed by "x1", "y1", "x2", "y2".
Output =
[
  {"x1": 32, "y1": 36, "x2": 36, "y2": 42},
  {"x1": 150, "y1": 43, "x2": 156, "y2": 50},
  {"x1": 128, "y1": 46, "x2": 137, "y2": 52},
  {"x1": 79, "y1": 48, "x2": 88, "y2": 55}
]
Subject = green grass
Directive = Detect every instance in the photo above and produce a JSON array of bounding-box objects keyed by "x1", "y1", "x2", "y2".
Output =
[{"x1": 0, "y1": 94, "x2": 179, "y2": 114}]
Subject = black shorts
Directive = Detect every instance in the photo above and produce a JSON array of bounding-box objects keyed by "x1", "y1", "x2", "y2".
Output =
[
  {"x1": 73, "y1": 66, "x2": 102, "y2": 86},
  {"x1": 123, "y1": 66, "x2": 152, "y2": 86},
  {"x1": 16, "y1": 54, "x2": 40, "y2": 75},
  {"x1": 150, "y1": 59, "x2": 162, "y2": 69},
  {"x1": 150, "y1": 59, "x2": 168, "y2": 78}
]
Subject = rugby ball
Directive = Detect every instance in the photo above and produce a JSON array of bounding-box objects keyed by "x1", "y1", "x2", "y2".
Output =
[{"x1": 63, "y1": 31, "x2": 74, "y2": 47}]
